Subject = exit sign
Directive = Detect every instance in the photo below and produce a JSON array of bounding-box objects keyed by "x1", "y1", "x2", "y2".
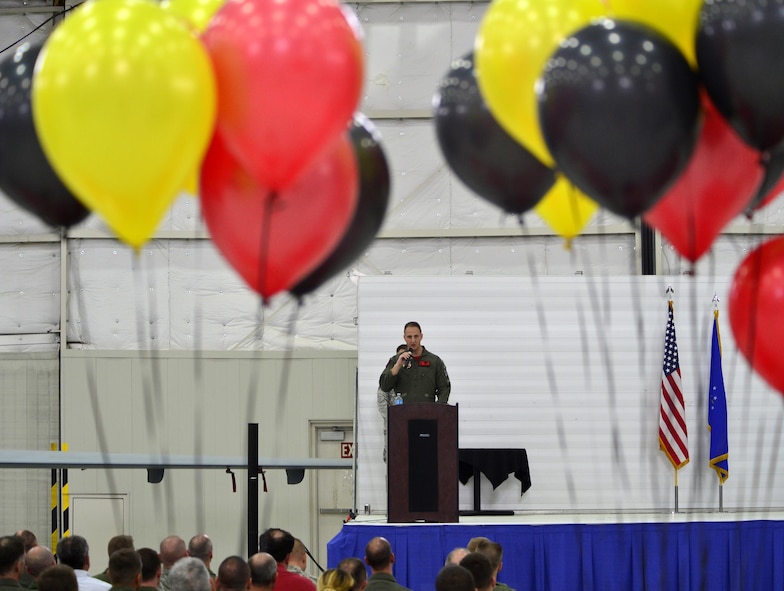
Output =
[{"x1": 340, "y1": 442, "x2": 354, "y2": 458}]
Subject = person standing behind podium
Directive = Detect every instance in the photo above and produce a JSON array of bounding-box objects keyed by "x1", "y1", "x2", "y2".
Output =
[
  {"x1": 378, "y1": 343, "x2": 408, "y2": 463},
  {"x1": 379, "y1": 321, "x2": 451, "y2": 404}
]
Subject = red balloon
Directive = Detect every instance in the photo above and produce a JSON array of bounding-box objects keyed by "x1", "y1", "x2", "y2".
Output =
[
  {"x1": 200, "y1": 132, "x2": 358, "y2": 300},
  {"x1": 202, "y1": 0, "x2": 363, "y2": 190},
  {"x1": 643, "y1": 96, "x2": 763, "y2": 263},
  {"x1": 729, "y1": 236, "x2": 784, "y2": 396}
]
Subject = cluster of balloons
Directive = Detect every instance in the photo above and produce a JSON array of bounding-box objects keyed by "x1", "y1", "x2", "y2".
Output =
[
  {"x1": 434, "y1": 0, "x2": 784, "y2": 398},
  {"x1": 0, "y1": 0, "x2": 391, "y2": 301},
  {"x1": 434, "y1": 0, "x2": 784, "y2": 254}
]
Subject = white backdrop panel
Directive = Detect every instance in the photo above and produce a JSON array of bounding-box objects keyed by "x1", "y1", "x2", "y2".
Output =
[{"x1": 356, "y1": 275, "x2": 784, "y2": 514}]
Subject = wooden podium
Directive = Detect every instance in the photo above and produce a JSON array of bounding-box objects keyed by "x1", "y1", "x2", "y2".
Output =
[{"x1": 387, "y1": 402, "x2": 458, "y2": 523}]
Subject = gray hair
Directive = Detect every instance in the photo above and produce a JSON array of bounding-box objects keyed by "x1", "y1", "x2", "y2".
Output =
[{"x1": 169, "y1": 557, "x2": 211, "y2": 591}]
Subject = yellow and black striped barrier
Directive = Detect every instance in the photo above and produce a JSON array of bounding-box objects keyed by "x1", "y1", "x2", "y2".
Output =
[
  {"x1": 50, "y1": 442, "x2": 58, "y2": 553},
  {"x1": 62, "y1": 443, "x2": 70, "y2": 538},
  {"x1": 50, "y1": 442, "x2": 70, "y2": 555}
]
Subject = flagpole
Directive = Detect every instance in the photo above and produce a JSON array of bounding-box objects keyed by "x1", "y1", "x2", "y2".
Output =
[
  {"x1": 719, "y1": 479, "x2": 724, "y2": 512},
  {"x1": 674, "y1": 466, "x2": 679, "y2": 513}
]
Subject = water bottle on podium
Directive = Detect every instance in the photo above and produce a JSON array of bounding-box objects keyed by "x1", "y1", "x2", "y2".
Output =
[{"x1": 393, "y1": 392, "x2": 403, "y2": 405}]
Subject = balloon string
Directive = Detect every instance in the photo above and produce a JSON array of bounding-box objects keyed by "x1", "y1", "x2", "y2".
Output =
[{"x1": 273, "y1": 298, "x2": 305, "y2": 448}]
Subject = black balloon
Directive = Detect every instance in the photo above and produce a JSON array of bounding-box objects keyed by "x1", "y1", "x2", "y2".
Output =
[
  {"x1": 537, "y1": 19, "x2": 700, "y2": 220},
  {"x1": 0, "y1": 42, "x2": 90, "y2": 228},
  {"x1": 433, "y1": 52, "x2": 556, "y2": 215},
  {"x1": 697, "y1": 0, "x2": 784, "y2": 152},
  {"x1": 290, "y1": 114, "x2": 390, "y2": 297},
  {"x1": 746, "y1": 147, "x2": 784, "y2": 216}
]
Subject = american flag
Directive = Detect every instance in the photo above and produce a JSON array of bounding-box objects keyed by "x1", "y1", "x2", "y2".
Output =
[{"x1": 658, "y1": 300, "x2": 689, "y2": 469}]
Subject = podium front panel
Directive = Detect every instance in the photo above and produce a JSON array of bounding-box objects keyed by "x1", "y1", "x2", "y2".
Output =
[{"x1": 387, "y1": 403, "x2": 458, "y2": 523}]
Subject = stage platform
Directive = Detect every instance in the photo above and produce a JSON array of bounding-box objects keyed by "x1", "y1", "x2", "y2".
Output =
[{"x1": 326, "y1": 512, "x2": 784, "y2": 591}]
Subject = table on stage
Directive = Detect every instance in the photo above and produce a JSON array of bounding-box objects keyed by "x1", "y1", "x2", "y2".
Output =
[{"x1": 458, "y1": 448, "x2": 531, "y2": 515}]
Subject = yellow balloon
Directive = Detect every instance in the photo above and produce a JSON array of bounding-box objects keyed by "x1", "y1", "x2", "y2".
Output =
[
  {"x1": 475, "y1": 0, "x2": 607, "y2": 166},
  {"x1": 33, "y1": 0, "x2": 216, "y2": 249},
  {"x1": 183, "y1": 169, "x2": 200, "y2": 195},
  {"x1": 535, "y1": 177, "x2": 598, "y2": 243},
  {"x1": 606, "y1": 0, "x2": 701, "y2": 66},
  {"x1": 161, "y1": 0, "x2": 225, "y2": 33}
]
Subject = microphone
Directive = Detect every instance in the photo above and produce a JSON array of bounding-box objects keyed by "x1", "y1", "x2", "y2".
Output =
[{"x1": 404, "y1": 348, "x2": 413, "y2": 369}]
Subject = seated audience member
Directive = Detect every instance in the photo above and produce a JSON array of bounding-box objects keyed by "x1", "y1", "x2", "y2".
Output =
[
  {"x1": 444, "y1": 549, "x2": 469, "y2": 567},
  {"x1": 14, "y1": 531, "x2": 37, "y2": 589},
  {"x1": 434, "y1": 565, "x2": 474, "y2": 591},
  {"x1": 216, "y1": 556, "x2": 250, "y2": 591},
  {"x1": 158, "y1": 537, "x2": 188, "y2": 591},
  {"x1": 287, "y1": 539, "x2": 317, "y2": 584},
  {"x1": 57, "y1": 536, "x2": 111, "y2": 591},
  {"x1": 96, "y1": 537, "x2": 135, "y2": 583},
  {"x1": 25, "y1": 546, "x2": 55, "y2": 589},
  {"x1": 316, "y1": 569, "x2": 353, "y2": 591},
  {"x1": 107, "y1": 548, "x2": 142, "y2": 590},
  {"x1": 137, "y1": 549, "x2": 162, "y2": 591},
  {"x1": 459, "y1": 554, "x2": 493, "y2": 591},
  {"x1": 465, "y1": 538, "x2": 513, "y2": 591},
  {"x1": 335, "y1": 558, "x2": 367, "y2": 591},
  {"x1": 363, "y1": 537, "x2": 411, "y2": 591},
  {"x1": 247, "y1": 553, "x2": 277, "y2": 591},
  {"x1": 38, "y1": 566, "x2": 78, "y2": 591},
  {"x1": 257, "y1": 529, "x2": 315, "y2": 591},
  {"x1": 13, "y1": 532, "x2": 37, "y2": 554},
  {"x1": 0, "y1": 536, "x2": 26, "y2": 587},
  {"x1": 187, "y1": 537, "x2": 215, "y2": 581},
  {"x1": 168, "y1": 558, "x2": 210, "y2": 591}
]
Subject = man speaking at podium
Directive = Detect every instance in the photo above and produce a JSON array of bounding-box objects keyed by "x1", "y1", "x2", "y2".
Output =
[{"x1": 379, "y1": 321, "x2": 451, "y2": 403}]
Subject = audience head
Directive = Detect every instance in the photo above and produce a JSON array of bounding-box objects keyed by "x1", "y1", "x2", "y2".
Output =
[
  {"x1": 107, "y1": 535, "x2": 135, "y2": 558},
  {"x1": 216, "y1": 556, "x2": 250, "y2": 591},
  {"x1": 169, "y1": 557, "x2": 211, "y2": 591},
  {"x1": 363, "y1": 537, "x2": 392, "y2": 572},
  {"x1": 247, "y1": 553, "x2": 277, "y2": 589},
  {"x1": 336, "y1": 557, "x2": 367, "y2": 591},
  {"x1": 466, "y1": 538, "x2": 503, "y2": 574},
  {"x1": 108, "y1": 548, "x2": 142, "y2": 588},
  {"x1": 14, "y1": 531, "x2": 38, "y2": 553},
  {"x1": 0, "y1": 536, "x2": 25, "y2": 579},
  {"x1": 188, "y1": 535, "x2": 213, "y2": 565},
  {"x1": 317, "y1": 568, "x2": 353, "y2": 591},
  {"x1": 56, "y1": 536, "x2": 90, "y2": 571},
  {"x1": 38, "y1": 565, "x2": 78, "y2": 591},
  {"x1": 138, "y1": 548, "x2": 162, "y2": 585},
  {"x1": 459, "y1": 553, "x2": 494, "y2": 591},
  {"x1": 444, "y1": 548, "x2": 469, "y2": 566},
  {"x1": 289, "y1": 539, "x2": 307, "y2": 570},
  {"x1": 159, "y1": 536, "x2": 188, "y2": 569},
  {"x1": 26, "y1": 546, "x2": 55, "y2": 578},
  {"x1": 465, "y1": 537, "x2": 488, "y2": 553},
  {"x1": 435, "y1": 564, "x2": 474, "y2": 591},
  {"x1": 257, "y1": 529, "x2": 294, "y2": 564}
]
